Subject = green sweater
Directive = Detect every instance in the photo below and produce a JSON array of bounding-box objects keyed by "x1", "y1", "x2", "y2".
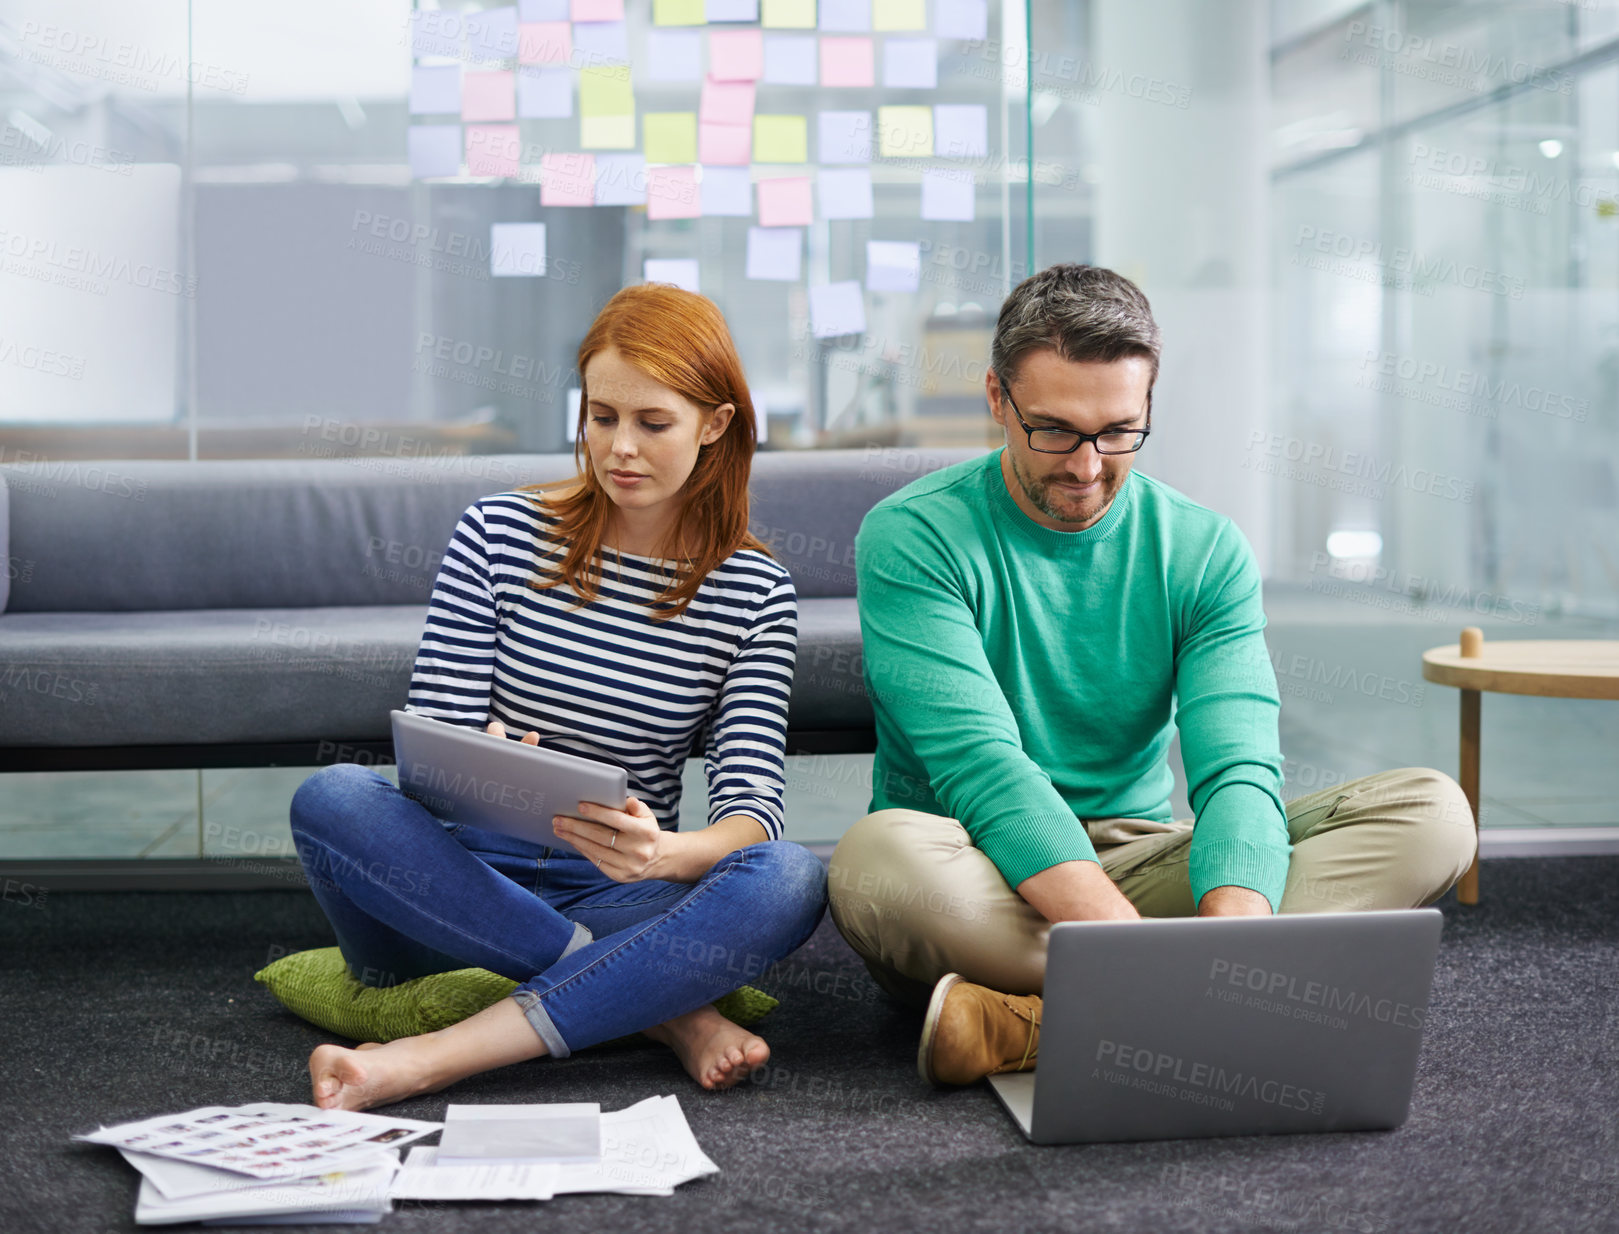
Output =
[{"x1": 855, "y1": 449, "x2": 1291, "y2": 912}]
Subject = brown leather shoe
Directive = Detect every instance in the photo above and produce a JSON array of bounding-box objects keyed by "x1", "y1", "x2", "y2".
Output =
[{"x1": 917, "y1": 973, "x2": 1041, "y2": 1086}]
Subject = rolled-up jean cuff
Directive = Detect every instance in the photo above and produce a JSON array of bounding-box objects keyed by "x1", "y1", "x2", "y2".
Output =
[{"x1": 512, "y1": 990, "x2": 570, "y2": 1059}]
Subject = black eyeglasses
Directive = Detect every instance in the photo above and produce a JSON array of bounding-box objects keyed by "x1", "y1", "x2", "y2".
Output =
[{"x1": 999, "y1": 380, "x2": 1151, "y2": 455}]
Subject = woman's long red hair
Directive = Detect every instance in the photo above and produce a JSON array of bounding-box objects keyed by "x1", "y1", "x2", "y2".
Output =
[{"x1": 522, "y1": 283, "x2": 770, "y2": 621}]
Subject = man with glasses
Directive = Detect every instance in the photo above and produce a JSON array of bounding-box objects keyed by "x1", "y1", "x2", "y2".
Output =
[{"x1": 829, "y1": 264, "x2": 1475, "y2": 1087}]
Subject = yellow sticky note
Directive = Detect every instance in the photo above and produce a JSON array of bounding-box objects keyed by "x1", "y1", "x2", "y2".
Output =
[
  {"x1": 581, "y1": 114, "x2": 636, "y2": 149},
  {"x1": 878, "y1": 105, "x2": 932, "y2": 158},
  {"x1": 753, "y1": 114, "x2": 808, "y2": 163},
  {"x1": 653, "y1": 0, "x2": 706, "y2": 24},
  {"x1": 579, "y1": 63, "x2": 633, "y2": 117},
  {"x1": 762, "y1": 0, "x2": 816, "y2": 29},
  {"x1": 644, "y1": 112, "x2": 698, "y2": 163},
  {"x1": 873, "y1": 0, "x2": 926, "y2": 30}
]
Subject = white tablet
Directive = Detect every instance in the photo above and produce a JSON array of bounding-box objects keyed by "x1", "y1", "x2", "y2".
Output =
[{"x1": 390, "y1": 710, "x2": 629, "y2": 851}]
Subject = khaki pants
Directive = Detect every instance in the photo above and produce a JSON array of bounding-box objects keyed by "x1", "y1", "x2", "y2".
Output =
[{"x1": 828, "y1": 767, "x2": 1477, "y2": 1004}]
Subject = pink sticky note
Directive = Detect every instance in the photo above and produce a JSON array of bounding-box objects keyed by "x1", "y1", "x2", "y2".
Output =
[
  {"x1": 709, "y1": 29, "x2": 764, "y2": 81},
  {"x1": 541, "y1": 152, "x2": 595, "y2": 206},
  {"x1": 570, "y1": 0, "x2": 623, "y2": 18},
  {"x1": 462, "y1": 71, "x2": 516, "y2": 122},
  {"x1": 820, "y1": 37, "x2": 874, "y2": 87},
  {"x1": 757, "y1": 176, "x2": 813, "y2": 227},
  {"x1": 646, "y1": 165, "x2": 700, "y2": 219},
  {"x1": 699, "y1": 121, "x2": 752, "y2": 165},
  {"x1": 700, "y1": 76, "x2": 757, "y2": 125},
  {"x1": 518, "y1": 21, "x2": 572, "y2": 64},
  {"x1": 466, "y1": 125, "x2": 522, "y2": 177}
]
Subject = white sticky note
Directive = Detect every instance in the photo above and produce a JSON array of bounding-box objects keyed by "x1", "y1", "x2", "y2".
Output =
[
  {"x1": 866, "y1": 239, "x2": 920, "y2": 291},
  {"x1": 935, "y1": 0, "x2": 988, "y2": 40},
  {"x1": 818, "y1": 110, "x2": 873, "y2": 162},
  {"x1": 646, "y1": 29, "x2": 702, "y2": 81},
  {"x1": 573, "y1": 20, "x2": 629, "y2": 64},
  {"x1": 700, "y1": 166, "x2": 754, "y2": 216},
  {"x1": 408, "y1": 125, "x2": 462, "y2": 178},
  {"x1": 762, "y1": 35, "x2": 817, "y2": 85},
  {"x1": 410, "y1": 65, "x2": 461, "y2": 114},
  {"x1": 934, "y1": 103, "x2": 988, "y2": 159},
  {"x1": 517, "y1": 66, "x2": 573, "y2": 117},
  {"x1": 920, "y1": 168, "x2": 975, "y2": 221},
  {"x1": 746, "y1": 226, "x2": 802, "y2": 281},
  {"x1": 411, "y1": 9, "x2": 464, "y2": 58},
  {"x1": 595, "y1": 154, "x2": 647, "y2": 204},
  {"x1": 645, "y1": 258, "x2": 701, "y2": 291},
  {"x1": 819, "y1": 0, "x2": 871, "y2": 30},
  {"x1": 818, "y1": 167, "x2": 874, "y2": 219},
  {"x1": 491, "y1": 223, "x2": 546, "y2": 276},
  {"x1": 519, "y1": 0, "x2": 569, "y2": 19},
  {"x1": 707, "y1": 0, "x2": 759, "y2": 19},
  {"x1": 883, "y1": 38, "x2": 937, "y2": 88},
  {"x1": 467, "y1": 6, "x2": 519, "y2": 59},
  {"x1": 810, "y1": 281, "x2": 866, "y2": 337}
]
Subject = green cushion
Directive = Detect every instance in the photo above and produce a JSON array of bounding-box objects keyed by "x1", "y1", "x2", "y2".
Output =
[{"x1": 255, "y1": 946, "x2": 779, "y2": 1045}]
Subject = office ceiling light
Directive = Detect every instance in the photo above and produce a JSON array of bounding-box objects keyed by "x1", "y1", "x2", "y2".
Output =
[
  {"x1": 1539, "y1": 139, "x2": 1564, "y2": 159},
  {"x1": 1326, "y1": 530, "x2": 1383, "y2": 559}
]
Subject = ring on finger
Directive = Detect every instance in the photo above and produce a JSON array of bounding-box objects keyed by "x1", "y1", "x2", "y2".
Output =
[{"x1": 609, "y1": 832, "x2": 617, "y2": 849}]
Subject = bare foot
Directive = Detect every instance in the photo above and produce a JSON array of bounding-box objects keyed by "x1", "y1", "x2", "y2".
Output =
[
  {"x1": 308, "y1": 1038, "x2": 446, "y2": 1112},
  {"x1": 644, "y1": 1004, "x2": 770, "y2": 1091}
]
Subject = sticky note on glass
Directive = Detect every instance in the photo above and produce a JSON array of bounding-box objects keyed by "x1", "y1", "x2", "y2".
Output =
[
  {"x1": 467, "y1": 7, "x2": 519, "y2": 59},
  {"x1": 644, "y1": 112, "x2": 698, "y2": 163},
  {"x1": 710, "y1": 29, "x2": 765, "y2": 81},
  {"x1": 646, "y1": 165, "x2": 701, "y2": 219},
  {"x1": 762, "y1": 0, "x2": 816, "y2": 28},
  {"x1": 921, "y1": 167, "x2": 974, "y2": 220},
  {"x1": 410, "y1": 66, "x2": 461, "y2": 115},
  {"x1": 700, "y1": 166, "x2": 753, "y2": 215},
  {"x1": 934, "y1": 103, "x2": 988, "y2": 159},
  {"x1": 746, "y1": 226, "x2": 802, "y2": 280},
  {"x1": 580, "y1": 63, "x2": 633, "y2": 115},
  {"x1": 466, "y1": 124, "x2": 521, "y2": 177},
  {"x1": 574, "y1": 20, "x2": 629, "y2": 64},
  {"x1": 700, "y1": 77, "x2": 756, "y2": 126},
  {"x1": 753, "y1": 114, "x2": 808, "y2": 163},
  {"x1": 492, "y1": 223, "x2": 547, "y2": 277},
  {"x1": 654, "y1": 0, "x2": 706, "y2": 22},
  {"x1": 878, "y1": 105, "x2": 931, "y2": 157},
  {"x1": 935, "y1": 0, "x2": 988, "y2": 40},
  {"x1": 518, "y1": 21, "x2": 571, "y2": 64},
  {"x1": 462, "y1": 71, "x2": 517, "y2": 122},
  {"x1": 582, "y1": 115, "x2": 635, "y2": 147},
  {"x1": 883, "y1": 38, "x2": 937, "y2": 88},
  {"x1": 572, "y1": 0, "x2": 623, "y2": 19},
  {"x1": 820, "y1": 0, "x2": 871, "y2": 31},
  {"x1": 873, "y1": 0, "x2": 925, "y2": 30},
  {"x1": 818, "y1": 110, "x2": 873, "y2": 162},
  {"x1": 810, "y1": 281, "x2": 867, "y2": 337},
  {"x1": 699, "y1": 121, "x2": 751, "y2": 164},
  {"x1": 866, "y1": 239, "x2": 920, "y2": 291},
  {"x1": 645, "y1": 258, "x2": 701, "y2": 291},
  {"x1": 757, "y1": 176, "x2": 812, "y2": 225},
  {"x1": 820, "y1": 37, "x2": 875, "y2": 87},
  {"x1": 646, "y1": 29, "x2": 702, "y2": 81},
  {"x1": 412, "y1": 9, "x2": 464, "y2": 58},
  {"x1": 409, "y1": 125, "x2": 462, "y2": 178},
  {"x1": 541, "y1": 152, "x2": 596, "y2": 206},
  {"x1": 763, "y1": 35, "x2": 817, "y2": 84},
  {"x1": 595, "y1": 154, "x2": 647, "y2": 204},
  {"x1": 707, "y1": 0, "x2": 759, "y2": 20},
  {"x1": 818, "y1": 167, "x2": 873, "y2": 219},
  {"x1": 520, "y1": 0, "x2": 568, "y2": 18},
  {"x1": 518, "y1": 66, "x2": 573, "y2": 116}
]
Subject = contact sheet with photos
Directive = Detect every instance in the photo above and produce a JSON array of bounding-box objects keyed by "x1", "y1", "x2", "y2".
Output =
[{"x1": 75, "y1": 1102, "x2": 440, "y2": 1182}]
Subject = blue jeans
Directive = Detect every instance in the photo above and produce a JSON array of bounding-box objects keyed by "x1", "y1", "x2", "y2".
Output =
[{"x1": 288, "y1": 763, "x2": 827, "y2": 1057}]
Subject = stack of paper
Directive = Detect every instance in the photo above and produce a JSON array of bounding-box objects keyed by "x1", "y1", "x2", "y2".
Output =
[{"x1": 75, "y1": 1103, "x2": 440, "y2": 1226}]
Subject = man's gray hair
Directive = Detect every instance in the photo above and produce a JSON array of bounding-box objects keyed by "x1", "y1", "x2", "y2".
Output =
[{"x1": 990, "y1": 264, "x2": 1162, "y2": 391}]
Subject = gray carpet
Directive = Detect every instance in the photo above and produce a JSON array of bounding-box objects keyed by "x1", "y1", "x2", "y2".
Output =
[{"x1": 1, "y1": 858, "x2": 1615, "y2": 1234}]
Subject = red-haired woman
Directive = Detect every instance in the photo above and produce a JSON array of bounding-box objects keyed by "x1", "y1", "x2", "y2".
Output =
[{"x1": 289, "y1": 284, "x2": 826, "y2": 1111}]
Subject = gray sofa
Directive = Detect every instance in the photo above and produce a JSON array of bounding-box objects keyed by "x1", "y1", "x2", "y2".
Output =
[{"x1": 0, "y1": 448, "x2": 980, "y2": 772}]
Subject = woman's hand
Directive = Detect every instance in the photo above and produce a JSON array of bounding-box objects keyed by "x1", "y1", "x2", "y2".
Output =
[
  {"x1": 553, "y1": 797, "x2": 671, "y2": 883},
  {"x1": 485, "y1": 719, "x2": 540, "y2": 744}
]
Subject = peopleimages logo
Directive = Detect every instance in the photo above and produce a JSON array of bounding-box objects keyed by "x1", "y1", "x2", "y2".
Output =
[
  {"x1": 1207, "y1": 958, "x2": 1427, "y2": 1031},
  {"x1": 402, "y1": 762, "x2": 549, "y2": 816},
  {"x1": 1093, "y1": 1039, "x2": 1328, "y2": 1114}
]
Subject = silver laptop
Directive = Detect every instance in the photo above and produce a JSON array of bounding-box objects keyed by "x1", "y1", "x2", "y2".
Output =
[
  {"x1": 988, "y1": 909, "x2": 1443, "y2": 1144},
  {"x1": 390, "y1": 710, "x2": 628, "y2": 850}
]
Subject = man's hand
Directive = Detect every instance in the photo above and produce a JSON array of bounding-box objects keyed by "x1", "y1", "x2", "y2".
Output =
[
  {"x1": 1197, "y1": 885, "x2": 1272, "y2": 917},
  {"x1": 1018, "y1": 859, "x2": 1141, "y2": 923}
]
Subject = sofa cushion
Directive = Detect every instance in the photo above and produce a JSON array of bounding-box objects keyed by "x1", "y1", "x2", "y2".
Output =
[
  {"x1": 0, "y1": 470, "x2": 9, "y2": 616},
  {"x1": 789, "y1": 597, "x2": 868, "y2": 730}
]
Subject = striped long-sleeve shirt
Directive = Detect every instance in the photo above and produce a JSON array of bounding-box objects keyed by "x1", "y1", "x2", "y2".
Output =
[{"x1": 405, "y1": 491, "x2": 798, "y2": 839}]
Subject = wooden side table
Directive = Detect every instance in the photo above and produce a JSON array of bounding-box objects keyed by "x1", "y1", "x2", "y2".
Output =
[{"x1": 1421, "y1": 628, "x2": 1619, "y2": 904}]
